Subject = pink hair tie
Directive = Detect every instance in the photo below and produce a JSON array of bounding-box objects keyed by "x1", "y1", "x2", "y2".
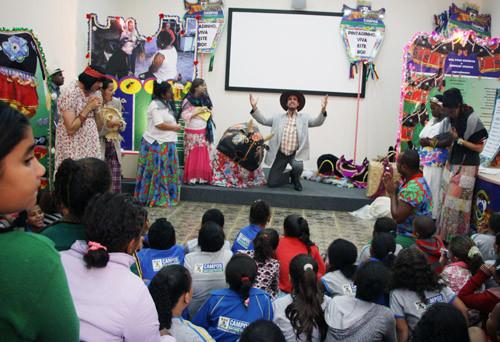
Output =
[
  {"x1": 244, "y1": 298, "x2": 250, "y2": 308},
  {"x1": 86, "y1": 241, "x2": 107, "y2": 253}
]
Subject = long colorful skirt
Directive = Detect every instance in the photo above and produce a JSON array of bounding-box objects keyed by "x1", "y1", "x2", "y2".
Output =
[
  {"x1": 134, "y1": 138, "x2": 181, "y2": 207},
  {"x1": 212, "y1": 151, "x2": 267, "y2": 188},
  {"x1": 105, "y1": 140, "x2": 121, "y2": 193},
  {"x1": 437, "y1": 162, "x2": 478, "y2": 242},
  {"x1": 183, "y1": 128, "x2": 212, "y2": 183}
]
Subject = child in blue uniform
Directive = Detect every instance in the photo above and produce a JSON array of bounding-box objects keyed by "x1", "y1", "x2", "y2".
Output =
[
  {"x1": 231, "y1": 200, "x2": 271, "y2": 253},
  {"x1": 192, "y1": 253, "x2": 273, "y2": 342},
  {"x1": 137, "y1": 218, "x2": 185, "y2": 282}
]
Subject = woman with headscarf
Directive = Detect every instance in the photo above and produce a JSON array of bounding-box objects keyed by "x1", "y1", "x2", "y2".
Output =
[{"x1": 437, "y1": 88, "x2": 488, "y2": 242}]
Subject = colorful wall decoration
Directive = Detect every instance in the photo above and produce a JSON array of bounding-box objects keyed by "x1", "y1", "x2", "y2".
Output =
[
  {"x1": 183, "y1": 0, "x2": 224, "y2": 54},
  {"x1": 434, "y1": 3, "x2": 491, "y2": 39},
  {"x1": 0, "y1": 28, "x2": 52, "y2": 189},
  {"x1": 87, "y1": 14, "x2": 198, "y2": 154},
  {"x1": 397, "y1": 30, "x2": 500, "y2": 151}
]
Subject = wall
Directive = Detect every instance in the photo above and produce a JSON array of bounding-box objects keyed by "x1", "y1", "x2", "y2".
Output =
[{"x1": 2, "y1": 0, "x2": 496, "y2": 169}]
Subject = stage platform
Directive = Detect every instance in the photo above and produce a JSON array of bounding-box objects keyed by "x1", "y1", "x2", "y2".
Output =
[{"x1": 123, "y1": 170, "x2": 372, "y2": 211}]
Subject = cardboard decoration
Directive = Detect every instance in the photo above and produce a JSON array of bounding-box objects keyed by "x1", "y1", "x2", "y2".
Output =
[
  {"x1": 183, "y1": 0, "x2": 224, "y2": 54},
  {"x1": 434, "y1": 3, "x2": 491, "y2": 39},
  {"x1": 397, "y1": 30, "x2": 500, "y2": 151},
  {"x1": 87, "y1": 14, "x2": 198, "y2": 154},
  {"x1": 340, "y1": 4, "x2": 385, "y2": 80}
]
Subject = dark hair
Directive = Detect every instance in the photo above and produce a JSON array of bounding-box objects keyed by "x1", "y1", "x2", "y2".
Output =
[
  {"x1": 10, "y1": 210, "x2": 28, "y2": 229},
  {"x1": 490, "y1": 212, "x2": 500, "y2": 235},
  {"x1": 354, "y1": 261, "x2": 390, "y2": 302},
  {"x1": 413, "y1": 215, "x2": 436, "y2": 239},
  {"x1": 198, "y1": 222, "x2": 225, "y2": 252},
  {"x1": 148, "y1": 218, "x2": 175, "y2": 250},
  {"x1": 189, "y1": 78, "x2": 205, "y2": 95},
  {"x1": 371, "y1": 233, "x2": 396, "y2": 268},
  {"x1": 37, "y1": 189, "x2": 59, "y2": 215},
  {"x1": 449, "y1": 236, "x2": 483, "y2": 275},
  {"x1": 285, "y1": 254, "x2": 327, "y2": 341},
  {"x1": 374, "y1": 217, "x2": 398, "y2": 237},
  {"x1": 0, "y1": 100, "x2": 30, "y2": 175},
  {"x1": 249, "y1": 200, "x2": 271, "y2": 226},
  {"x1": 152, "y1": 80, "x2": 172, "y2": 101},
  {"x1": 433, "y1": 94, "x2": 444, "y2": 103},
  {"x1": 409, "y1": 303, "x2": 469, "y2": 342},
  {"x1": 156, "y1": 30, "x2": 174, "y2": 49},
  {"x1": 55, "y1": 158, "x2": 111, "y2": 220},
  {"x1": 284, "y1": 214, "x2": 315, "y2": 255},
  {"x1": 253, "y1": 228, "x2": 279, "y2": 263},
  {"x1": 388, "y1": 248, "x2": 444, "y2": 303},
  {"x1": 83, "y1": 193, "x2": 147, "y2": 269},
  {"x1": 201, "y1": 208, "x2": 225, "y2": 227},
  {"x1": 399, "y1": 149, "x2": 420, "y2": 171},
  {"x1": 149, "y1": 265, "x2": 191, "y2": 330},
  {"x1": 78, "y1": 64, "x2": 106, "y2": 91},
  {"x1": 240, "y1": 320, "x2": 286, "y2": 342},
  {"x1": 327, "y1": 239, "x2": 357, "y2": 278},
  {"x1": 225, "y1": 254, "x2": 257, "y2": 307},
  {"x1": 442, "y1": 88, "x2": 463, "y2": 109},
  {"x1": 102, "y1": 77, "x2": 114, "y2": 91}
]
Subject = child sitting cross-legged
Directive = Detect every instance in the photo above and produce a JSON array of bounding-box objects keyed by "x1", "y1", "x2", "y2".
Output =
[
  {"x1": 411, "y1": 215, "x2": 446, "y2": 273},
  {"x1": 137, "y1": 218, "x2": 185, "y2": 283},
  {"x1": 320, "y1": 239, "x2": 357, "y2": 298}
]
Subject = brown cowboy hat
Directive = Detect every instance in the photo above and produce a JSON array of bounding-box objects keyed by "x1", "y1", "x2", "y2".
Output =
[{"x1": 280, "y1": 90, "x2": 305, "y2": 112}]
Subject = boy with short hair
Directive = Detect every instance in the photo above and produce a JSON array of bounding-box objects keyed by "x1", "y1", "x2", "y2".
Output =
[
  {"x1": 185, "y1": 208, "x2": 232, "y2": 253},
  {"x1": 472, "y1": 212, "x2": 500, "y2": 262},
  {"x1": 231, "y1": 200, "x2": 271, "y2": 253},
  {"x1": 137, "y1": 218, "x2": 185, "y2": 282},
  {"x1": 411, "y1": 215, "x2": 445, "y2": 273},
  {"x1": 358, "y1": 217, "x2": 403, "y2": 264}
]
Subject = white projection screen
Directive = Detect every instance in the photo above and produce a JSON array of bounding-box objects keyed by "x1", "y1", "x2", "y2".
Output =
[{"x1": 225, "y1": 8, "x2": 366, "y2": 97}]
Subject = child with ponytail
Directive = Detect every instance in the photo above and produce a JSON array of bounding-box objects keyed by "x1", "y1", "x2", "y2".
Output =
[
  {"x1": 275, "y1": 214, "x2": 326, "y2": 293},
  {"x1": 321, "y1": 239, "x2": 357, "y2": 297},
  {"x1": 273, "y1": 254, "x2": 328, "y2": 342},
  {"x1": 192, "y1": 253, "x2": 273, "y2": 342}
]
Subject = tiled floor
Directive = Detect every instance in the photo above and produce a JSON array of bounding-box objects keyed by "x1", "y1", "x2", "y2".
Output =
[{"x1": 146, "y1": 201, "x2": 375, "y2": 255}]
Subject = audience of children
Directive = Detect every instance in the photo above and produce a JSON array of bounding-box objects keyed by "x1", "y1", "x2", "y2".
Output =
[
  {"x1": 389, "y1": 248, "x2": 469, "y2": 342},
  {"x1": 192, "y1": 253, "x2": 273, "y2": 342},
  {"x1": 275, "y1": 214, "x2": 326, "y2": 293},
  {"x1": 41, "y1": 157, "x2": 112, "y2": 251},
  {"x1": 411, "y1": 215, "x2": 446, "y2": 273},
  {"x1": 325, "y1": 261, "x2": 397, "y2": 341},
  {"x1": 232, "y1": 199, "x2": 271, "y2": 253},
  {"x1": 185, "y1": 208, "x2": 232, "y2": 253},
  {"x1": 60, "y1": 192, "x2": 161, "y2": 340},
  {"x1": 358, "y1": 217, "x2": 403, "y2": 263},
  {"x1": 149, "y1": 265, "x2": 215, "y2": 341},
  {"x1": 473, "y1": 212, "x2": 500, "y2": 262},
  {"x1": 137, "y1": 218, "x2": 185, "y2": 282},
  {"x1": 240, "y1": 228, "x2": 280, "y2": 298},
  {"x1": 37, "y1": 189, "x2": 65, "y2": 227},
  {"x1": 272, "y1": 254, "x2": 328, "y2": 342},
  {"x1": 184, "y1": 221, "x2": 233, "y2": 318},
  {"x1": 320, "y1": 238, "x2": 357, "y2": 297}
]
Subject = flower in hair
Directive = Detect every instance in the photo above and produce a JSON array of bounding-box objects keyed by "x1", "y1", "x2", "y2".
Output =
[
  {"x1": 468, "y1": 246, "x2": 481, "y2": 258},
  {"x1": 303, "y1": 263, "x2": 313, "y2": 271}
]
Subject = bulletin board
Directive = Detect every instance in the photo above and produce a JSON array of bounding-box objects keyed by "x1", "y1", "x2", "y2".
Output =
[{"x1": 225, "y1": 8, "x2": 366, "y2": 97}]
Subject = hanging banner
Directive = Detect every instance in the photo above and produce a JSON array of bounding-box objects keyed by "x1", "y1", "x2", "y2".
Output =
[
  {"x1": 340, "y1": 4, "x2": 385, "y2": 80},
  {"x1": 397, "y1": 30, "x2": 500, "y2": 151},
  {"x1": 448, "y1": 3, "x2": 491, "y2": 39},
  {"x1": 183, "y1": 0, "x2": 224, "y2": 54}
]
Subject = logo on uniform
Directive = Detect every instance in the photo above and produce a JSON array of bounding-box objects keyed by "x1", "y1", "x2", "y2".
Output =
[
  {"x1": 194, "y1": 262, "x2": 224, "y2": 273},
  {"x1": 217, "y1": 316, "x2": 249, "y2": 335},
  {"x1": 414, "y1": 294, "x2": 445, "y2": 312},
  {"x1": 342, "y1": 283, "x2": 357, "y2": 295}
]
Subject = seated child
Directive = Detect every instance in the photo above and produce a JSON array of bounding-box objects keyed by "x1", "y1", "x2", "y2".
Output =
[
  {"x1": 240, "y1": 320, "x2": 286, "y2": 342},
  {"x1": 37, "y1": 189, "x2": 64, "y2": 227},
  {"x1": 411, "y1": 215, "x2": 445, "y2": 273},
  {"x1": 149, "y1": 265, "x2": 215, "y2": 342},
  {"x1": 192, "y1": 253, "x2": 273, "y2": 342},
  {"x1": 358, "y1": 217, "x2": 403, "y2": 264},
  {"x1": 472, "y1": 212, "x2": 500, "y2": 262},
  {"x1": 184, "y1": 222, "x2": 233, "y2": 318},
  {"x1": 185, "y1": 209, "x2": 231, "y2": 253},
  {"x1": 240, "y1": 228, "x2": 280, "y2": 298},
  {"x1": 232, "y1": 200, "x2": 271, "y2": 253},
  {"x1": 11, "y1": 203, "x2": 45, "y2": 234},
  {"x1": 321, "y1": 239, "x2": 357, "y2": 297},
  {"x1": 137, "y1": 218, "x2": 185, "y2": 282}
]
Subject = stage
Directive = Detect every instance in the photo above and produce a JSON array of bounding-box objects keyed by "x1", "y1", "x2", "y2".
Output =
[{"x1": 123, "y1": 169, "x2": 372, "y2": 211}]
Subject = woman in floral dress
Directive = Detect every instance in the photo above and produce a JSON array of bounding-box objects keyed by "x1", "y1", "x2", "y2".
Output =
[{"x1": 55, "y1": 65, "x2": 105, "y2": 170}]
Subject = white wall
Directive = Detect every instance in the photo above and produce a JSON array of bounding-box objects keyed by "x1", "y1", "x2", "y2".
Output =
[{"x1": 2, "y1": 0, "x2": 497, "y2": 169}]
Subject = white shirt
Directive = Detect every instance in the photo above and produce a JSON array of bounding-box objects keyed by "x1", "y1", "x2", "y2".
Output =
[{"x1": 143, "y1": 99, "x2": 178, "y2": 144}]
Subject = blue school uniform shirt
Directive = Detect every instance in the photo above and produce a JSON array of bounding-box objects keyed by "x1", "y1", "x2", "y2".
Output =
[
  {"x1": 191, "y1": 287, "x2": 273, "y2": 342},
  {"x1": 137, "y1": 244, "x2": 185, "y2": 280},
  {"x1": 231, "y1": 223, "x2": 261, "y2": 253}
]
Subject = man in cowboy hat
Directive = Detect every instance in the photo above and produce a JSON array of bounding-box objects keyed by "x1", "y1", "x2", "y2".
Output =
[
  {"x1": 48, "y1": 66, "x2": 65, "y2": 125},
  {"x1": 249, "y1": 91, "x2": 328, "y2": 191}
]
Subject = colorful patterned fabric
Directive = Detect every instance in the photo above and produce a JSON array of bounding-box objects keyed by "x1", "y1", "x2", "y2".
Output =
[
  {"x1": 418, "y1": 147, "x2": 448, "y2": 167},
  {"x1": 134, "y1": 138, "x2": 181, "y2": 207},
  {"x1": 105, "y1": 140, "x2": 121, "y2": 193},
  {"x1": 240, "y1": 250, "x2": 280, "y2": 299},
  {"x1": 280, "y1": 112, "x2": 298, "y2": 156},
  {"x1": 437, "y1": 163, "x2": 478, "y2": 242},
  {"x1": 212, "y1": 151, "x2": 266, "y2": 188},
  {"x1": 397, "y1": 174, "x2": 433, "y2": 236},
  {"x1": 183, "y1": 128, "x2": 213, "y2": 183}
]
